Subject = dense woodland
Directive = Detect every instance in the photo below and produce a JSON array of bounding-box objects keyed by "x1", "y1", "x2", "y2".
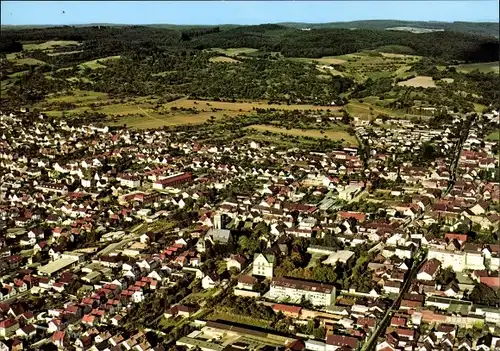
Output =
[
  {"x1": 1, "y1": 24, "x2": 499, "y2": 112},
  {"x1": 1, "y1": 24, "x2": 499, "y2": 61}
]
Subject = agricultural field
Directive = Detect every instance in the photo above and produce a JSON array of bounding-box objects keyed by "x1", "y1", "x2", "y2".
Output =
[
  {"x1": 41, "y1": 92, "x2": 342, "y2": 129},
  {"x1": 397, "y1": 76, "x2": 436, "y2": 88},
  {"x1": 454, "y1": 61, "x2": 499, "y2": 74},
  {"x1": 209, "y1": 56, "x2": 241, "y2": 63},
  {"x1": 22, "y1": 40, "x2": 81, "y2": 52},
  {"x1": 292, "y1": 51, "x2": 422, "y2": 82},
  {"x1": 6, "y1": 56, "x2": 46, "y2": 66},
  {"x1": 210, "y1": 47, "x2": 259, "y2": 57},
  {"x1": 244, "y1": 124, "x2": 358, "y2": 146},
  {"x1": 78, "y1": 56, "x2": 121, "y2": 70}
]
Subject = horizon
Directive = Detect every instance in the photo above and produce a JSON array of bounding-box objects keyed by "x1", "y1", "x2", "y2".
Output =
[{"x1": 1, "y1": 1, "x2": 499, "y2": 26}]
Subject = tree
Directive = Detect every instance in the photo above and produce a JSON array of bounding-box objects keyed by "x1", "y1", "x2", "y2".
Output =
[{"x1": 469, "y1": 283, "x2": 500, "y2": 307}]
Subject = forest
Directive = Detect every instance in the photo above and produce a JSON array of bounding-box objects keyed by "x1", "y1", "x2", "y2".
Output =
[{"x1": 1, "y1": 24, "x2": 499, "y2": 62}]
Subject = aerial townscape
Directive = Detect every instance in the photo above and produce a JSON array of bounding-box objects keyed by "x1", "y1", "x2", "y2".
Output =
[{"x1": 0, "y1": 1, "x2": 499, "y2": 351}]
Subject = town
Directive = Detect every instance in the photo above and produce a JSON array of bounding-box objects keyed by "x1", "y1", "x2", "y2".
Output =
[{"x1": 0, "y1": 104, "x2": 498, "y2": 351}]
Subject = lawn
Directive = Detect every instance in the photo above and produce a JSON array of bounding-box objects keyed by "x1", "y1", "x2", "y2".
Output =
[
  {"x1": 486, "y1": 130, "x2": 500, "y2": 141},
  {"x1": 209, "y1": 56, "x2": 241, "y2": 63},
  {"x1": 244, "y1": 124, "x2": 358, "y2": 146},
  {"x1": 397, "y1": 76, "x2": 436, "y2": 88},
  {"x1": 78, "y1": 55, "x2": 121, "y2": 70}
]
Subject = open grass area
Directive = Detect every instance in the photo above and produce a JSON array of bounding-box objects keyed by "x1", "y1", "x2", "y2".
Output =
[
  {"x1": 292, "y1": 57, "x2": 346, "y2": 65},
  {"x1": 293, "y1": 51, "x2": 422, "y2": 82},
  {"x1": 210, "y1": 48, "x2": 259, "y2": 57},
  {"x1": 40, "y1": 91, "x2": 343, "y2": 129},
  {"x1": 23, "y1": 40, "x2": 81, "y2": 51},
  {"x1": 397, "y1": 76, "x2": 436, "y2": 88},
  {"x1": 45, "y1": 90, "x2": 108, "y2": 104},
  {"x1": 8, "y1": 57, "x2": 46, "y2": 66},
  {"x1": 244, "y1": 124, "x2": 358, "y2": 146},
  {"x1": 346, "y1": 100, "x2": 402, "y2": 119},
  {"x1": 209, "y1": 56, "x2": 241, "y2": 63},
  {"x1": 486, "y1": 130, "x2": 500, "y2": 141},
  {"x1": 48, "y1": 50, "x2": 84, "y2": 57},
  {"x1": 207, "y1": 311, "x2": 272, "y2": 329},
  {"x1": 78, "y1": 56, "x2": 121, "y2": 70},
  {"x1": 454, "y1": 61, "x2": 499, "y2": 74}
]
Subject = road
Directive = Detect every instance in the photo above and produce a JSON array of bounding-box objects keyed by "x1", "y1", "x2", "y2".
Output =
[
  {"x1": 360, "y1": 251, "x2": 426, "y2": 351},
  {"x1": 444, "y1": 115, "x2": 474, "y2": 196}
]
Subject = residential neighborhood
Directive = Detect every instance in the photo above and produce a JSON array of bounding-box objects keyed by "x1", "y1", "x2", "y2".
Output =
[{"x1": 0, "y1": 106, "x2": 498, "y2": 351}]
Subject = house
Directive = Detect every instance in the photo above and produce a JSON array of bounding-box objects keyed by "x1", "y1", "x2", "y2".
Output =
[
  {"x1": 202, "y1": 273, "x2": 220, "y2": 290},
  {"x1": 252, "y1": 253, "x2": 275, "y2": 279},
  {"x1": 51, "y1": 330, "x2": 67, "y2": 349},
  {"x1": 237, "y1": 275, "x2": 258, "y2": 291},
  {"x1": 226, "y1": 254, "x2": 247, "y2": 272},
  {"x1": 0, "y1": 318, "x2": 19, "y2": 338},
  {"x1": 417, "y1": 259, "x2": 441, "y2": 281},
  {"x1": 165, "y1": 304, "x2": 197, "y2": 319},
  {"x1": 326, "y1": 334, "x2": 360, "y2": 351},
  {"x1": 272, "y1": 304, "x2": 302, "y2": 318}
]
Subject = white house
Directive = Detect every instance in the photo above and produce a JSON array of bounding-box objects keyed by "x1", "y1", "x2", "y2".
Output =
[{"x1": 252, "y1": 253, "x2": 275, "y2": 279}]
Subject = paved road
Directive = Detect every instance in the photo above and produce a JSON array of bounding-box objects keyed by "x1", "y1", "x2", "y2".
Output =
[
  {"x1": 444, "y1": 116, "x2": 474, "y2": 196},
  {"x1": 360, "y1": 251, "x2": 426, "y2": 351}
]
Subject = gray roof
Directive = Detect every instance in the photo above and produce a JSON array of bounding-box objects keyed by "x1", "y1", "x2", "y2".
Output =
[{"x1": 208, "y1": 229, "x2": 231, "y2": 243}]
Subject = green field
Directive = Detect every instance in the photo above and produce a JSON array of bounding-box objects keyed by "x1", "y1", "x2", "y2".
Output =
[
  {"x1": 292, "y1": 50, "x2": 422, "y2": 82},
  {"x1": 23, "y1": 40, "x2": 81, "y2": 51},
  {"x1": 78, "y1": 56, "x2": 121, "y2": 70},
  {"x1": 454, "y1": 62, "x2": 499, "y2": 74},
  {"x1": 244, "y1": 124, "x2": 358, "y2": 146},
  {"x1": 210, "y1": 48, "x2": 259, "y2": 56},
  {"x1": 486, "y1": 130, "x2": 500, "y2": 141},
  {"x1": 209, "y1": 56, "x2": 241, "y2": 63},
  {"x1": 7, "y1": 57, "x2": 46, "y2": 66}
]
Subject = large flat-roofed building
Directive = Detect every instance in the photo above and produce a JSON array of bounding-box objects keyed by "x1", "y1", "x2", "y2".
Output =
[
  {"x1": 37, "y1": 256, "x2": 79, "y2": 276},
  {"x1": 270, "y1": 277, "x2": 336, "y2": 307}
]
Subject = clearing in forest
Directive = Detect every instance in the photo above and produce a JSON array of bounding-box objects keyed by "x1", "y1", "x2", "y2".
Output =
[
  {"x1": 454, "y1": 62, "x2": 499, "y2": 74},
  {"x1": 22, "y1": 40, "x2": 81, "y2": 52},
  {"x1": 78, "y1": 56, "x2": 121, "y2": 70},
  {"x1": 244, "y1": 124, "x2": 358, "y2": 146},
  {"x1": 397, "y1": 76, "x2": 437, "y2": 88},
  {"x1": 209, "y1": 56, "x2": 241, "y2": 63},
  {"x1": 210, "y1": 48, "x2": 259, "y2": 57}
]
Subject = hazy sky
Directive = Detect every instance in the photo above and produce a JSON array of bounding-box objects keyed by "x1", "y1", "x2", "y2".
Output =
[{"x1": 1, "y1": 1, "x2": 499, "y2": 26}]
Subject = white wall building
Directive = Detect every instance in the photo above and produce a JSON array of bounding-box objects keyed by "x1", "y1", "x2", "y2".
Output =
[{"x1": 269, "y1": 277, "x2": 335, "y2": 307}]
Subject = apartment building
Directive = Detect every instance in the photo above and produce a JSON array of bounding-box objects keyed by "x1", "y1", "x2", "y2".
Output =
[{"x1": 270, "y1": 277, "x2": 336, "y2": 307}]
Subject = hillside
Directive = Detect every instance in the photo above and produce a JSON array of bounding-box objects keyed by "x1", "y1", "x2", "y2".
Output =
[
  {"x1": 2, "y1": 20, "x2": 498, "y2": 37},
  {"x1": 278, "y1": 20, "x2": 500, "y2": 38},
  {"x1": 2, "y1": 24, "x2": 497, "y2": 62}
]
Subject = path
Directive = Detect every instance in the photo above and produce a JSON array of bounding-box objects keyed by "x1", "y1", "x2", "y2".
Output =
[{"x1": 138, "y1": 106, "x2": 167, "y2": 125}]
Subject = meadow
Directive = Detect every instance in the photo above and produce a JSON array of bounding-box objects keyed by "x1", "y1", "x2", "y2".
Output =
[{"x1": 244, "y1": 124, "x2": 358, "y2": 146}]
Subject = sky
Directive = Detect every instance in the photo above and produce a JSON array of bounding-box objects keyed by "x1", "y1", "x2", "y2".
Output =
[{"x1": 1, "y1": 1, "x2": 499, "y2": 26}]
